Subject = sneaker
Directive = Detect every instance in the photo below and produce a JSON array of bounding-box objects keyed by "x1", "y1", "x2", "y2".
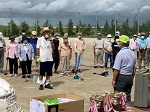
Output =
[
  {"x1": 10, "y1": 74, "x2": 13, "y2": 77},
  {"x1": 77, "y1": 69, "x2": 82, "y2": 73},
  {"x1": 22, "y1": 75, "x2": 26, "y2": 78},
  {"x1": 14, "y1": 74, "x2": 18, "y2": 77},
  {"x1": 94, "y1": 66, "x2": 98, "y2": 68},
  {"x1": 39, "y1": 85, "x2": 44, "y2": 90},
  {"x1": 71, "y1": 70, "x2": 75, "y2": 73},
  {"x1": 45, "y1": 84, "x2": 53, "y2": 89},
  {"x1": 27, "y1": 75, "x2": 31, "y2": 78},
  {"x1": 60, "y1": 73, "x2": 64, "y2": 77}
]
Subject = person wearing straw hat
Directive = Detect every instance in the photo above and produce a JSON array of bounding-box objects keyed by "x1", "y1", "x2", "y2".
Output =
[
  {"x1": 137, "y1": 32, "x2": 149, "y2": 69},
  {"x1": 112, "y1": 35, "x2": 136, "y2": 102},
  {"x1": 93, "y1": 32, "x2": 104, "y2": 68},
  {"x1": 53, "y1": 33, "x2": 60, "y2": 74},
  {"x1": 104, "y1": 34, "x2": 113, "y2": 69},
  {"x1": 6, "y1": 36, "x2": 18, "y2": 77},
  {"x1": 29, "y1": 31, "x2": 39, "y2": 71},
  {"x1": 58, "y1": 33, "x2": 72, "y2": 76},
  {"x1": 36, "y1": 27, "x2": 54, "y2": 90},
  {"x1": 0, "y1": 32, "x2": 6, "y2": 73},
  {"x1": 72, "y1": 32, "x2": 86, "y2": 73}
]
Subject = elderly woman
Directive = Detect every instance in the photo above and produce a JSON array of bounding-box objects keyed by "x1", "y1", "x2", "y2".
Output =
[{"x1": 18, "y1": 35, "x2": 34, "y2": 78}]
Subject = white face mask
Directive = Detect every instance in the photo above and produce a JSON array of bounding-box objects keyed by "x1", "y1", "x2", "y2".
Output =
[
  {"x1": 78, "y1": 35, "x2": 81, "y2": 38},
  {"x1": 141, "y1": 36, "x2": 145, "y2": 39},
  {"x1": 45, "y1": 34, "x2": 50, "y2": 38},
  {"x1": 22, "y1": 33, "x2": 26, "y2": 35},
  {"x1": 32, "y1": 36, "x2": 36, "y2": 38},
  {"x1": 23, "y1": 40, "x2": 28, "y2": 44},
  {"x1": 56, "y1": 36, "x2": 60, "y2": 39},
  {"x1": 108, "y1": 38, "x2": 111, "y2": 41}
]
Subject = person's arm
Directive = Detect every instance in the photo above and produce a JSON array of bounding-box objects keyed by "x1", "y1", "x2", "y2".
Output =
[
  {"x1": 6, "y1": 43, "x2": 9, "y2": 59},
  {"x1": 74, "y1": 39, "x2": 77, "y2": 54},
  {"x1": 112, "y1": 69, "x2": 119, "y2": 87},
  {"x1": 31, "y1": 45, "x2": 35, "y2": 60},
  {"x1": 36, "y1": 38, "x2": 40, "y2": 57},
  {"x1": 69, "y1": 42, "x2": 72, "y2": 60}
]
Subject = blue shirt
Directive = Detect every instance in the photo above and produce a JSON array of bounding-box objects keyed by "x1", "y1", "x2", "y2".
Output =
[
  {"x1": 138, "y1": 38, "x2": 148, "y2": 49},
  {"x1": 147, "y1": 36, "x2": 150, "y2": 48},
  {"x1": 113, "y1": 47, "x2": 136, "y2": 75},
  {"x1": 29, "y1": 37, "x2": 38, "y2": 55}
]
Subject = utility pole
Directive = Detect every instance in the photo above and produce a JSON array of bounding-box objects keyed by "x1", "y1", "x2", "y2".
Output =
[
  {"x1": 58, "y1": 11, "x2": 60, "y2": 34},
  {"x1": 36, "y1": 10, "x2": 38, "y2": 36},
  {"x1": 95, "y1": 11, "x2": 98, "y2": 36},
  {"x1": 137, "y1": 9, "x2": 140, "y2": 34},
  {"x1": 78, "y1": 12, "x2": 81, "y2": 32},
  {"x1": 10, "y1": 8, "x2": 12, "y2": 34},
  {"x1": 115, "y1": 10, "x2": 117, "y2": 35}
]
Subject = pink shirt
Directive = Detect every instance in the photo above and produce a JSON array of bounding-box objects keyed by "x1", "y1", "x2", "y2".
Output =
[
  {"x1": 6, "y1": 42, "x2": 18, "y2": 58},
  {"x1": 129, "y1": 38, "x2": 138, "y2": 50},
  {"x1": 58, "y1": 41, "x2": 72, "y2": 56},
  {"x1": 74, "y1": 38, "x2": 86, "y2": 53}
]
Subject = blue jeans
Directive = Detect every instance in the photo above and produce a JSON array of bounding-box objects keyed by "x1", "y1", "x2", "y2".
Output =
[
  {"x1": 104, "y1": 52, "x2": 113, "y2": 68},
  {"x1": 72, "y1": 53, "x2": 83, "y2": 71}
]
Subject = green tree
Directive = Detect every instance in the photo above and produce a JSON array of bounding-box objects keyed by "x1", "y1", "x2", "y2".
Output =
[
  {"x1": 85, "y1": 24, "x2": 92, "y2": 36},
  {"x1": 7, "y1": 19, "x2": 19, "y2": 36},
  {"x1": 43, "y1": 20, "x2": 54, "y2": 35},
  {"x1": 121, "y1": 18, "x2": 130, "y2": 36},
  {"x1": 102, "y1": 19, "x2": 110, "y2": 36},
  {"x1": 67, "y1": 19, "x2": 74, "y2": 35},
  {"x1": 110, "y1": 19, "x2": 115, "y2": 36},
  {"x1": 56, "y1": 21, "x2": 64, "y2": 35},
  {"x1": 131, "y1": 16, "x2": 138, "y2": 35},
  {"x1": 76, "y1": 20, "x2": 82, "y2": 33},
  {"x1": 20, "y1": 20, "x2": 30, "y2": 35},
  {"x1": 34, "y1": 19, "x2": 41, "y2": 36}
]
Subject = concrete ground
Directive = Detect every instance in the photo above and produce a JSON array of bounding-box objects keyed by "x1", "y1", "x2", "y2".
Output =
[{"x1": 0, "y1": 37, "x2": 149, "y2": 112}]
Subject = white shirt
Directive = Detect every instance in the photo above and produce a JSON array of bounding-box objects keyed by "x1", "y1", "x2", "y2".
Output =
[
  {"x1": 94, "y1": 39, "x2": 104, "y2": 48},
  {"x1": 36, "y1": 36, "x2": 53, "y2": 62}
]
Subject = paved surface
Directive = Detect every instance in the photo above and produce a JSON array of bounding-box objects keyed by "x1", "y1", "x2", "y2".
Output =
[{"x1": 0, "y1": 37, "x2": 149, "y2": 112}]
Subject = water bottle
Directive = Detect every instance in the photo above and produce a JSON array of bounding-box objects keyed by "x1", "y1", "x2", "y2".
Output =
[{"x1": 33, "y1": 75, "x2": 37, "y2": 83}]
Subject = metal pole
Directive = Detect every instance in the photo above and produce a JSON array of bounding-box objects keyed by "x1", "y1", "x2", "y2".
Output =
[
  {"x1": 36, "y1": 10, "x2": 38, "y2": 36},
  {"x1": 10, "y1": 8, "x2": 12, "y2": 34},
  {"x1": 95, "y1": 11, "x2": 98, "y2": 36},
  {"x1": 138, "y1": 9, "x2": 140, "y2": 34},
  {"x1": 78, "y1": 12, "x2": 80, "y2": 32},
  {"x1": 58, "y1": 11, "x2": 60, "y2": 34},
  {"x1": 115, "y1": 10, "x2": 117, "y2": 35}
]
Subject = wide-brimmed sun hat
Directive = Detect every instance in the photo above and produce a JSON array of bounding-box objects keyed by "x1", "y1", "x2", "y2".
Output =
[
  {"x1": 40, "y1": 27, "x2": 53, "y2": 34},
  {"x1": 107, "y1": 34, "x2": 112, "y2": 38},
  {"x1": 54, "y1": 33, "x2": 60, "y2": 37},
  {"x1": 9, "y1": 36, "x2": 16, "y2": 40},
  {"x1": 116, "y1": 35, "x2": 130, "y2": 43},
  {"x1": 32, "y1": 31, "x2": 37, "y2": 36}
]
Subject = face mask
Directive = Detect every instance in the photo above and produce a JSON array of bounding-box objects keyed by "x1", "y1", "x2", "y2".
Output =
[
  {"x1": 32, "y1": 36, "x2": 36, "y2": 38},
  {"x1": 45, "y1": 34, "x2": 50, "y2": 38},
  {"x1": 78, "y1": 35, "x2": 81, "y2": 38},
  {"x1": 56, "y1": 36, "x2": 60, "y2": 39},
  {"x1": 22, "y1": 33, "x2": 26, "y2": 35},
  {"x1": 97, "y1": 36, "x2": 101, "y2": 39},
  {"x1": 23, "y1": 40, "x2": 28, "y2": 44},
  {"x1": 141, "y1": 36, "x2": 145, "y2": 39},
  {"x1": 108, "y1": 38, "x2": 111, "y2": 41}
]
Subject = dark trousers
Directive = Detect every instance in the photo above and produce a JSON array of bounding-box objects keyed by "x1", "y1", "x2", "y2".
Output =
[
  {"x1": 114, "y1": 74, "x2": 133, "y2": 102},
  {"x1": 112, "y1": 53, "x2": 117, "y2": 66},
  {"x1": 9, "y1": 57, "x2": 18, "y2": 74},
  {"x1": 22, "y1": 60, "x2": 32, "y2": 75},
  {"x1": 53, "y1": 52, "x2": 60, "y2": 71},
  {"x1": 104, "y1": 52, "x2": 113, "y2": 68}
]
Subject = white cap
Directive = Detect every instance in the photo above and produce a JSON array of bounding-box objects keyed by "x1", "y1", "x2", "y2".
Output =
[
  {"x1": 107, "y1": 34, "x2": 112, "y2": 38},
  {"x1": 32, "y1": 31, "x2": 37, "y2": 35},
  {"x1": 0, "y1": 32, "x2": 3, "y2": 38},
  {"x1": 133, "y1": 34, "x2": 137, "y2": 37}
]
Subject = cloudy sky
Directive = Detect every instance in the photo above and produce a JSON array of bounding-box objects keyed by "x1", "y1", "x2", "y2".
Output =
[{"x1": 0, "y1": 0, "x2": 150, "y2": 26}]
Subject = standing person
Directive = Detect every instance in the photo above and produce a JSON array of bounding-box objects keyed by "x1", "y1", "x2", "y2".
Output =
[
  {"x1": 104, "y1": 34, "x2": 113, "y2": 69},
  {"x1": 147, "y1": 32, "x2": 150, "y2": 62},
  {"x1": 53, "y1": 33, "x2": 60, "y2": 74},
  {"x1": 93, "y1": 32, "x2": 104, "y2": 68},
  {"x1": 36, "y1": 27, "x2": 54, "y2": 90},
  {"x1": 112, "y1": 35, "x2": 136, "y2": 102},
  {"x1": 137, "y1": 32, "x2": 148, "y2": 69},
  {"x1": 29, "y1": 31, "x2": 38, "y2": 71},
  {"x1": 58, "y1": 33, "x2": 72, "y2": 76},
  {"x1": 72, "y1": 32, "x2": 86, "y2": 73},
  {"x1": 129, "y1": 34, "x2": 138, "y2": 57},
  {"x1": 18, "y1": 36, "x2": 34, "y2": 78},
  {"x1": 112, "y1": 36, "x2": 120, "y2": 66},
  {"x1": 18, "y1": 29, "x2": 27, "y2": 68},
  {"x1": 0, "y1": 32, "x2": 6, "y2": 73},
  {"x1": 6, "y1": 36, "x2": 18, "y2": 77}
]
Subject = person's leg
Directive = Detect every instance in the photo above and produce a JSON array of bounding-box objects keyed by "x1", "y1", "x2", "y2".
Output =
[
  {"x1": 66, "y1": 56, "x2": 71, "y2": 76},
  {"x1": 110, "y1": 54, "x2": 113, "y2": 68},
  {"x1": 45, "y1": 61, "x2": 53, "y2": 89},
  {"x1": 14, "y1": 57, "x2": 18, "y2": 76},
  {"x1": 27, "y1": 60, "x2": 32, "y2": 78},
  {"x1": 144, "y1": 50, "x2": 149, "y2": 68},
  {"x1": 61, "y1": 56, "x2": 66, "y2": 75},
  {"x1": 104, "y1": 52, "x2": 109, "y2": 68},
  {"x1": 0, "y1": 49, "x2": 4, "y2": 72},
  {"x1": 9, "y1": 58, "x2": 13, "y2": 76},
  {"x1": 54, "y1": 53, "x2": 60, "y2": 72},
  {"x1": 72, "y1": 53, "x2": 77, "y2": 72},
  {"x1": 39, "y1": 62, "x2": 46, "y2": 90},
  {"x1": 21, "y1": 61, "x2": 26, "y2": 78},
  {"x1": 77, "y1": 53, "x2": 83, "y2": 71},
  {"x1": 94, "y1": 49, "x2": 99, "y2": 67},
  {"x1": 99, "y1": 50, "x2": 104, "y2": 67},
  {"x1": 138, "y1": 51, "x2": 142, "y2": 68}
]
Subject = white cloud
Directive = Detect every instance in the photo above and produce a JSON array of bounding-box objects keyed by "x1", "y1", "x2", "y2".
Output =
[{"x1": 140, "y1": 5, "x2": 150, "y2": 12}]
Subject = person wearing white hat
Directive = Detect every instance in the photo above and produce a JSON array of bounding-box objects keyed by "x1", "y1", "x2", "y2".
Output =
[
  {"x1": 53, "y1": 33, "x2": 60, "y2": 74},
  {"x1": 36, "y1": 27, "x2": 54, "y2": 90},
  {"x1": 129, "y1": 34, "x2": 138, "y2": 57},
  {"x1": 115, "y1": 31, "x2": 120, "y2": 36},
  {"x1": 29, "y1": 31, "x2": 38, "y2": 71},
  {"x1": 0, "y1": 32, "x2": 6, "y2": 73},
  {"x1": 104, "y1": 34, "x2": 113, "y2": 69}
]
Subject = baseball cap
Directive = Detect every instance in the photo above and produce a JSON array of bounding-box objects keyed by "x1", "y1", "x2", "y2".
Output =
[{"x1": 116, "y1": 35, "x2": 130, "y2": 43}]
